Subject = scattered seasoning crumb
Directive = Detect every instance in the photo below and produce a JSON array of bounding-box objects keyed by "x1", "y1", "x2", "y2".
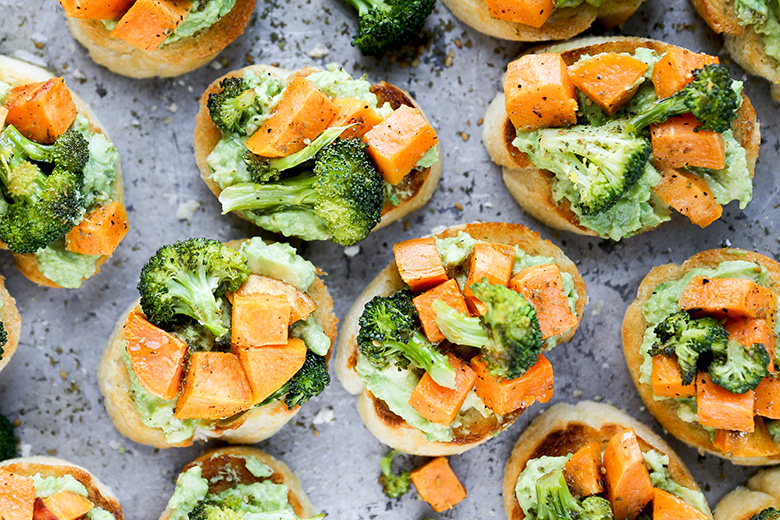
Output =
[
  {"x1": 20, "y1": 443, "x2": 31, "y2": 458},
  {"x1": 477, "y1": 118, "x2": 484, "y2": 126},
  {"x1": 167, "y1": 103, "x2": 178, "y2": 113},
  {"x1": 454, "y1": 38, "x2": 462, "y2": 48},
  {"x1": 313, "y1": 408, "x2": 335, "y2": 424},
  {"x1": 308, "y1": 43, "x2": 329, "y2": 58},
  {"x1": 60, "y1": 371, "x2": 67, "y2": 380},
  {"x1": 591, "y1": 299, "x2": 605, "y2": 317},
  {"x1": 176, "y1": 200, "x2": 202, "y2": 222},
  {"x1": 593, "y1": 395, "x2": 603, "y2": 402},
  {"x1": 12, "y1": 419, "x2": 20, "y2": 427},
  {"x1": 403, "y1": 220, "x2": 410, "y2": 231},
  {"x1": 343, "y1": 246, "x2": 360, "y2": 257},
  {"x1": 209, "y1": 60, "x2": 224, "y2": 70},
  {"x1": 460, "y1": 132, "x2": 469, "y2": 141},
  {"x1": 163, "y1": 117, "x2": 172, "y2": 125},
  {"x1": 454, "y1": 202, "x2": 463, "y2": 211},
  {"x1": 444, "y1": 49, "x2": 455, "y2": 67},
  {"x1": 573, "y1": 389, "x2": 582, "y2": 398},
  {"x1": 411, "y1": 58, "x2": 420, "y2": 68}
]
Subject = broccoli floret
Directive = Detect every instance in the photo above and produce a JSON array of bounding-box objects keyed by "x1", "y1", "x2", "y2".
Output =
[
  {"x1": 207, "y1": 77, "x2": 260, "y2": 136},
  {"x1": 219, "y1": 138, "x2": 384, "y2": 246},
  {"x1": 708, "y1": 341, "x2": 770, "y2": 394},
  {"x1": 379, "y1": 450, "x2": 411, "y2": 498},
  {"x1": 581, "y1": 496, "x2": 614, "y2": 520},
  {"x1": 4, "y1": 125, "x2": 89, "y2": 174},
  {"x1": 343, "y1": 0, "x2": 435, "y2": 56},
  {"x1": 535, "y1": 469, "x2": 586, "y2": 520},
  {"x1": 283, "y1": 350, "x2": 331, "y2": 409},
  {"x1": 188, "y1": 504, "x2": 242, "y2": 520},
  {"x1": 626, "y1": 65, "x2": 741, "y2": 134},
  {"x1": 0, "y1": 321, "x2": 7, "y2": 361},
  {"x1": 357, "y1": 290, "x2": 456, "y2": 388},
  {"x1": 752, "y1": 509, "x2": 780, "y2": 520},
  {"x1": 0, "y1": 412, "x2": 17, "y2": 461},
  {"x1": 138, "y1": 238, "x2": 250, "y2": 338}
]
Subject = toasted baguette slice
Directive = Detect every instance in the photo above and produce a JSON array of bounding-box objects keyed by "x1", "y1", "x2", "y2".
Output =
[
  {"x1": 440, "y1": 0, "x2": 643, "y2": 41},
  {"x1": 194, "y1": 65, "x2": 442, "y2": 237},
  {"x1": 0, "y1": 275, "x2": 22, "y2": 375},
  {"x1": 0, "y1": 55, "x2": 125, "y2": 288},
  {"x1": 0, "y1": 456, "x2": 124, "y2": 519},
  {"x1": 715, "y1": 468, "x2": 780, "y2": 520},
  {"x1": 158, "y1": 446, "x2": 318, "y2": 520},
  {"x1": 623, "y1": 248, "x2": 780, "y2": 465},
  {"x1": 483, "y1": 36, "x2": 761, "y2": 238},
  {"x1": 62, "y1": 0, "x2": 256, "y2": 78},
  {"x1": 335, "y1": 222, "x2": 587, "y2": 456},
  {"x1": 98, "y1": 239, "x2": 338, "y2": 449},
  {"x1": 503, "y1": 401, "x2": 712, "y2": 520}
]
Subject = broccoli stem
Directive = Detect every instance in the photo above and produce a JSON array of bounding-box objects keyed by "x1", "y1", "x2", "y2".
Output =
[
  {"x1": 167, "y1": 267, "x2": 229, "y2": 337},
  {"x1": 384, "y1": 331, "x2": 456, "y2": 388},
  {"x1": 626, "y1": 96, "x2": 692, "y2": 134},
  {"x1": 344, "y1": 0, "x2": 375, "y2": 15},
  {"x1": 267, "y1": 125, "x2": 354, "y2": 173},
  {"x1": 432, "y1": 299, "x2": 488, "y2": 348},
  {"x1": 219, "y1": 175, "x2": 319, "y2": 214},
  {"x1": 4, "y1": 125, "x2": 52, "y2": 162}
]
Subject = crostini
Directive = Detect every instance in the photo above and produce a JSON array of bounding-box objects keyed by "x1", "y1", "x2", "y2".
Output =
[
  {"x1": 99, "y1": 237, "x2": 337, "y2": 449},
  {"x1": 441, "y1": 0, "x2": 644, "y2": 41},
  {"x1": 0, "y1": 56, "x2": 127, "y2": 288},
  {"x1": 0, "y1": 275, "x2": 21, "y2": 375},
  {"x1": 158, "y1": 446, "x2": 319, "y2": 519},
  {"x1": 57, "y1": 0, "x2": 255, "y2": 78},
  {"x1": 335, "y1": 222, "x2": 587, "y2": 456},
  {"x1": 503, "y1": 401, "x2": 712, "y2": 520},
  {"x1": 483, "y1": 36, "x2": 760, "y2": 241},
  {"x1": 0, "y1": 456, "x2": 124, "y2": 520},
  {"x1": 623, "y1": 248, "x2": 780, "y2": 465},
  {"x1": 194, "y1": 63, "x2": 442, "y2": 246},
  {"x1": 715, "y1": 468, "x2": 780, "y2": 520}
]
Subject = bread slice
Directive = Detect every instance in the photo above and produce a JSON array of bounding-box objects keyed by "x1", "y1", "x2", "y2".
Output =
[
  {"x1": 0, "y1": 456, "x2": 124, "y2": 519},
  {"x1": 503, "y1": 401, "x2": 712, "y2": 520},
  {"x1": 439, "y1": 0, "x2": 644, "y2": 41},
  {"x1": 0, "y1": 275, "x2": 22, "y2": 375},
  {"x1": 482, "y1": 36, "x2": 761, "y2": 238},
  {"x1": 62, "y1": 0, "x2": 256, "y2": 78},
  {"x1": 622, "y1": 248, "x2": 780, "y2": 465},
  {"x1": 715, "y1": 468, "x2": 780, "y2": 520},
  {"x1": 158, "y1": 446, "x2": 318, "y2": 520},
  {"x1": 0, "y1": 55, "x2": 125, "y2": 288},
  {"x1": 98, "y1": 239, "x2": 338, "y2": 449},
  {"x1": 193, "y1": 65, "x2": 442, "y2": 237},
  {"x1": 335, "y1": 222, "x2": 587, "y2": 456}
]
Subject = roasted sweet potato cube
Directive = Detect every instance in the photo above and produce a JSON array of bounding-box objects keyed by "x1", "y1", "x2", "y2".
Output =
[
  {"x1": 602, "y1": 428, "x2": 654, "y2": 520},
  {"x1": 228, "y1": 274, "x2": 316, "y2": 325},
  {"x1": 653, "y1": 488, "x2": 710, "y2": 520},
  {"x1": 652, "y1": 168, "x2": 723, "y2": 228},
  {"x1": 652, "y1": 47, "x2": 720, "y2": 99},
  {"x1": 727, "y1": 317, "x2": 776, "y2": 371},
  {"x1": 57, "y1": 0, "x2": 135, "y2": 19},
  {"x1": 174, "y1": 352, "x2": 252, "y2": 420},
  {"x1": 410, "y1": 457, "x2": 467, "y2": 513},
  {"x1": 3, "y1": 78, "x2": 77, "y2": 144},
  {"x1": 471, "y1": 354, "x2": 553, "y2": 415},
  {"x1": 651, "y1": 115, "x2": 726, "y2": 170},
  {"x1": 393, "y1": 237, "x2": 448, "y2": 292},
  {"x1": 109, "y1": 0, "x2": 193, "y2": 52},
  {"x1": 679, "y1": 276, "x2": 778, "y2": 326},
  {"x1": 363, "y1": 104, "x2": 438, "y2": 185},
  {"x1": 755, "y1": 375, "x2": 780, "y2": 419},
  {"x1": 564, "y1": 441, "x2": 604, "y2": 498},
  {"x1": 246, "y1": 77, "x2": 336, "y2": 158},
  {"x1": 0, "y1": 470, "x2": 35, "y2": 520},
  {"x1": 568, "y1": 53, "x2": 648, "y2": 115},
  {"x1": 413, "y1": 279, "x2": 469, "y2": 343},
  {"x1": 464, "y1": 242, "x2": 515, "y2": 314},
  {"x1": 651, "y1": 354, "x2": 695, "y2": 398},
  {"x1": 408, "y1": 354, "x2": 477, "y2": 426},
  {"x1": 696, "y1": 372, "x2": 755, "y2": 432},
  {"x1": 65, "y1": 201, "x2": 129, "y2": 256},
  {"x1": 124, "y1": 311, "x2": 188, "y2": 400},
  {"x1": 236, "y1": 337, "x2": 308, "y2": 406},
  {"x1": 231, "y1": 293, "x2": 291, "y2": 348},
  {"x1": 330, "y1": 97, "x2": 384, "y2": 139},
  {"x1": 509, "y1": 263, "x2": 577, "y2": 339},
  {"x1": 713, "y1": 417, "x2": 780, "y2": 457},
  {"x1": 504, "y1": 54, "x2": 577, "y2": 130},
  {"x1": 483, "y1": 0, "x2": 555, "y2": 27},
  {"x1": 38, "y1": 491, "x2": 94, "y2": 520}
]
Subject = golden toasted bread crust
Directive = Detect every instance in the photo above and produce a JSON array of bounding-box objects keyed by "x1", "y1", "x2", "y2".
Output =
[
  {"x1": 158, "y1": 446, "x2": 317, "y2": 520},
  {"x1": 0, "y1": 275, "x2": 21, "y2": 374},
  {"x1": 0, "y1": 456, "x2": 124, "y2": 519},
  {"x1": 715, "y1": 468, "x2": 780, "y2": 520},
  {"x1": 502, "y1": 401, "x2": 712, "y2": 520},
  {"x1": 482, "y1": 36, "x2": 761, "y2": 237},
  {"x1": 63, "y1": 0, "x2": 256, "y2": 78},
  {"x1": 622, "y1": 248, "x2": 780, "y2": 465},
  {"x1": 335, "y1": 222, "x2": 587, "y2": 456},
  {"x1": 193, "y1": 65, "x2": 442, "y2": 236},
  {"x1": 98, "y1": 239, "x2": 337, "y2": 449}
]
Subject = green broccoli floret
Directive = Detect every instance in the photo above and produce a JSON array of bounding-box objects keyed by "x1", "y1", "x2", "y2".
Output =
[
  {"x1": 0, "y1": 321, "x2": 7, "y2": 361},
  {"x1": 357, "y1": 290, "x2": 456, "y2": 388},
  {"x1": 379, "y1": 450, "x2": 411, "y2": 498},
  {"x1": 626, "y1": 65, "x2": 741, "y2": 134},
  {"x1": 535, "y1": 469, "x2": 586, "y2": 520},
  {"x1": 752, "y1": 509, "x2": 780, "y2": 520},
  {"x1": 708, "y1": 341, "x2": 770, "y2": 394},
  {"x1": 343, "y1": 0, "x2": 435, "y2": 56},
  {"x1": 283, "y1": 349, "x2": 331, "y2": 409},
  {"x1": 138, "y1": 238, "x2": 250, "y2": 338},
  {"x1": 581, "y1": 496, "x2": 614, "y2": 520},
  {"x1": 4, "y1": 125, "x2": 89, "y2": 174},
  {"x1": 188, "y1": 504, "x2": 242, "y2": 520},
  {"x1": 432, "y1": 281, "x2": 542, "y2": 380},
  {"x1": 207, "y1": 77, "x2": 260, "y2": 136},
  {"x1": 0, "y1": 412, "x2": 17, "y2": 461},
  {"x1": 219, "y1": 138, "x2": 384, "y2": 246}
]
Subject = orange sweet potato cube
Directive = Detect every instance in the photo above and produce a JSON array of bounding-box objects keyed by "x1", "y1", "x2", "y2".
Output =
[
  {"x1": 393, "y1": 237, "x2": 448, "y2": 292},
  {"x1": 3, "y1": 78, "x2": 77, "y2": 144},
  {"x1": 504, "y1": 54, "x2": 577, "y2": 130},
  {"x1": 235, "y1": 337, "x2": 308, "y2": 406},
  {"x1": 231, "y1": 293, "x2": 291, "y2": 348},
  {"x1": 696, "y1": 372, "x2": 755, "y2": 432},
  {"x1": 464, "y1": 242, "x2": 515, "y2": 314},
  {"x1": 174, "y1": 352, "x2": 252, "y2": 420},
  {"x1": 564, "y1": 441, "x2": 604, "y2": 498},
  {"x1": 653, "y1": 488, "x2": 710, "y2": 520},
  {"x1": 509, "y1": 263, "x2": 577, "y2": 339},
  {"x1": 110, "y1": 0, "x2": 193, "y2": 52},
  {"x1": 0, "y1": 471, "x2": 35, "y2": 520},
  {"x1": 246, "y1": 77, "x2": 337, "y2": 158},
  {"x1": 65, "y1": 201, "x2": 129, "y2": 256},
  {"x1": 57, "y1": 0, "x2": 135, "y2": 19},
  {"x1": 652, "y1": 47, "x2": 720, "y2": 99},
  {"x1": 38, "y1": 490, "x2": 94, "y2": 520},
  {"x1": 755, "y1": 374, "x2": 780, "y2": 419},
  {"x1": 330, "y1": 97, "x2": 384, "y2": 139},
  {"x1": 651, "y1": 114, "x2": 726, "y2": 170},
  {"x1": 713, "y1": 417, "x2": 780, "y2": 457},
  {"x1": 363, "y1": 105, "x2": 438, "y2": 185},
  {"x1": 408, "y1": 354, "x2": 477, "y2": 426},
  {"x1": 568, "y1": 53, "x2": 648, "y2": 115},
  {"x1": 124, "y1": 311, "x2": 188, "y2": 400},
  {"x1": 679, "y1": 276, "x2": 778, "y2": 326},
  {"x1": 602, "y1": 428, "x2": 654, "y2": 520},
  {"x1": 471, "y1": 354, "x2": 553, "y2": 415},
  {"x1": 483, "y1": 0, "x2": 555, "y2": 27},
  {"x1": 410, "y1": 457, "x2": 467, "y2": 513},
  {"x1": 652, "y1": 168, "x2": 723, "y2": 228},
  {"x1": 651, "y1": 355, "x2": 695, "y2": 398},
  {"x1": 228, "y1": 274, "x2": 316, "y2": 325},
  {"x1": 413, "y1": 279, "x2": 469, "y2": 343},
  {"x1": 727, "y1": 317, "x2": 776, "y2": 371}
]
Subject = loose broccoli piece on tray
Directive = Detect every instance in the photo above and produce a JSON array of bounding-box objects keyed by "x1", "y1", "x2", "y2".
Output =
[
  {"x1": 207, "y1": 77, "x2": 260, "y2": 136},
  {"x1": 219, "y1": 138, "x2": 384, "y2": 246},
  {"x1": 0, "y1": 321, "x2": 7, "y2": 361},
  {"x1": 0, "y1": 412, "x2": 17, "y2": 461},
  {"x1": 752, "y1": 509, "x2": 780, "y2": 520},
  {"x1": 138, "y1": 238, "x2": 250, "y2": 338},
  {"x1": 343, "y1": 0, "x2": 436, "y2": 56},
  {"x1": 379, "y1": 450, "x2": 411, "y2": 498},
  {"x1": 357, "y1": 290, "x2": 456, "y2": 388},
  {"x1": 709, "y1": 341, "x2": 770, "y2": 394}
]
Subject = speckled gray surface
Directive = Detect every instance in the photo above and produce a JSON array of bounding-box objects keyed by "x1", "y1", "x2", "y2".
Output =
[{"x1": 0, "y1": 0, "x2": 777, "y2": 518}]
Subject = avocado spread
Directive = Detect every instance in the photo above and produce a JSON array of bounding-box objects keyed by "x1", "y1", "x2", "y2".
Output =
[
  {"x1": 733, "y1": 0, "x2": 780, "y2": 76},
  {"x1": 32, "y1": 474, "x2": 116, "y2": 520}
]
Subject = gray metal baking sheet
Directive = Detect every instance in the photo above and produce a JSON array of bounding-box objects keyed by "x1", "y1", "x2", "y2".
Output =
[{"x1": 0, "y1": 0, "x2": 777, "y2": 518}]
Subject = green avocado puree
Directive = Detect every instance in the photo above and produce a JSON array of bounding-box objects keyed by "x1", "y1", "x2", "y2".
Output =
[{"x1": 732, "y1": 0, "x2": 780, "y2": 77}]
